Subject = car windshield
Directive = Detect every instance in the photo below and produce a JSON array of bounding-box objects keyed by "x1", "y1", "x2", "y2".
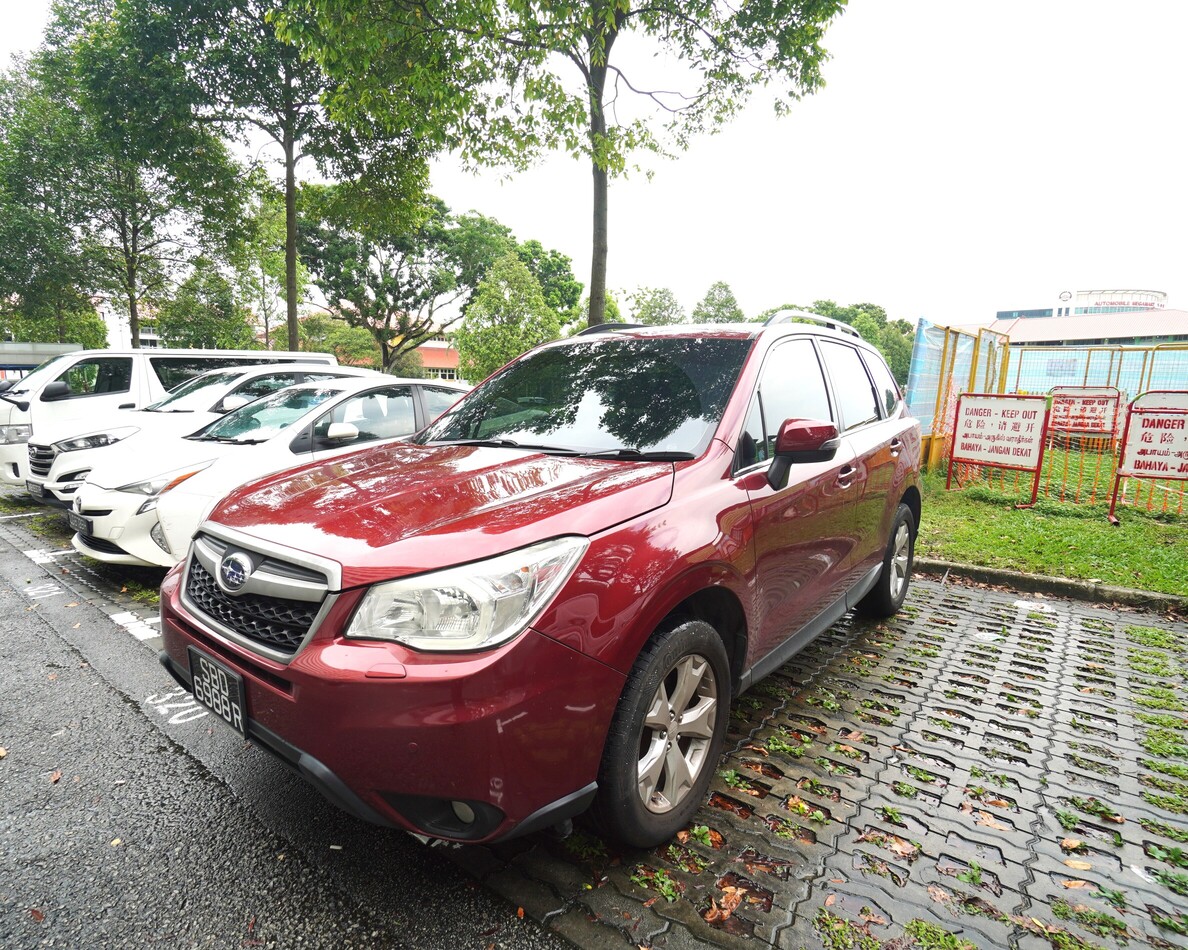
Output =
[
  {"x1": 416, "y1": 336, "x2": 751, "y2": 457},
  {"x1": 189, "y1": 386, "x2": 342, "y2": 443},
  {"x1": 3, "y1": 355, "x2": 71, "y2": 396},
  {"x1": 145, "y1": 369, "x2": 245, "y2": 412}
]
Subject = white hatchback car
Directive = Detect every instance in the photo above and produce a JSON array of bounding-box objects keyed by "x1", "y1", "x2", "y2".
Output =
[
  {"x1": 69, "y1": 376, "x2": 467, "y2": 568},
  {"x1": 28, "y1": 363, "x2": 373, "y2": 507}
]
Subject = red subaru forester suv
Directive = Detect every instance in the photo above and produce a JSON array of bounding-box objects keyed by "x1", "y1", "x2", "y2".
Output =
[{"x1": 159, "y1": 318, "x2": 921, "y2": 848}]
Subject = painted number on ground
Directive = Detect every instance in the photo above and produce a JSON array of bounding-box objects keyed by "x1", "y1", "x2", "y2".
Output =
[{"x1": 145, "y1": 687, "x2": 209, "y2": 724}]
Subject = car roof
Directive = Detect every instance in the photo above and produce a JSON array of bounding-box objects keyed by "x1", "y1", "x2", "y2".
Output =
[
  {"x1": 550, "y1": 319, "x2": 881, "y2": 353},
  {"x1": 277, "y1": 375, "x2": 465, "y2": 394}
]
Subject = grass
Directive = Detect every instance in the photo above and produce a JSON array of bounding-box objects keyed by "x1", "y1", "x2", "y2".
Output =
[{"x1": 916, "y1": 472, "x2": 1188, "y2": 596}]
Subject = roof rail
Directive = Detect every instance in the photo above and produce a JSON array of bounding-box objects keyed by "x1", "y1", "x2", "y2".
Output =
[
  {"x1": 764, "y1": 309, "x2": 862, "y2": 339},
  {"x1": 575, "y1": 322, "x2": 649, "y2": 336}
]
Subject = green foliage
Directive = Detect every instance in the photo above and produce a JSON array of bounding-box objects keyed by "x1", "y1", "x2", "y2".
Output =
[
  {"x1": 235, "y1": 173, "x2": 307, "y2": 349},
  {"x1": 278, "y1": 0, "x2": 845, "y2": 327},
  {"x1": 692, "y1": 281, "x2": 745, "y2": 323},
  {"x1": 300, "y1": 187, "x2": 510, "y2": 372},
  {"x1": 298, "y1": 313, "x2": 381, "y2": 367},
  {"x1": 157, "y1": 259, "x2": 257, "y2": 349},
  {"x1": 452, "y1": 253, "x2": 560, "y2": 383},
  {"x1": 515, "y1": 240, "x2": 582, "y2": 318},
  {"x1": 628, "y1": 286, "x2": 686, "y2": 326}
]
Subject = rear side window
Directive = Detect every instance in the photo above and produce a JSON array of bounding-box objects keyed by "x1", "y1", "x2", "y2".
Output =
[
  {"x1": 819, "y1": 341, "x2": 880, "y2": 431},
  {"x1": 219, "y1": 372, "x2": 304, "y2": 409},
  {"x1": 49, "y1": 357, "x2": 133, "y2": 397},
  {"x1": 150, "y1": 357, "x2": 243, "y2": 390},
  {"x1": 863, "y1": 351, "x2": 902, "y2": 417},
  {"x1": 737, "y1": 339, "x2": 832, "y2": 468},
  {"x1": 421, "y1": 386, "x2": 463, "y2": 421}
]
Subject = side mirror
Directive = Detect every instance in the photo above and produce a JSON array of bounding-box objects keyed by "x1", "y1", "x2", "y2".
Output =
[
  {"x1": 323, "y1": 422, "x2": 359, "y2": 442},
  {"x1": 219, "y1": 394, "x2": 253, "y2": 412},
  {"x1": 767, "y1": 418, "x2": 840, "y2": 489},
  {"x1": 40, "y1": 381, "x2": 72, "y2": 401}
]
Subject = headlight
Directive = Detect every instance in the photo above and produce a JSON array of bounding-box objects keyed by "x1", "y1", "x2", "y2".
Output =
[
  {"x1": 118, "y1": 462, "x2": 213, "y2": 497},
  {"x1": 345, "y1": 536, "x2": 589, "y2": 652},
  {"x1": 53, "y1": 427, "x2": 139, "y2": 453},
  {"x1": 0, "y1": 424, "x2": 32, "y2": 444}
]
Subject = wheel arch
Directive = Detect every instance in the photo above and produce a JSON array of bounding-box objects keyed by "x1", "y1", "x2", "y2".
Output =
[
  {"x1": 901, "y1": 483, "x2": 922, "y2": 530},
  {"x1": 649, "y1": 583, "x2": 749, "y2": 697}
]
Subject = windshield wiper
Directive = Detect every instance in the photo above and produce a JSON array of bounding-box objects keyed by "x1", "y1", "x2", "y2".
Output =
[
  {"x1": 430, "y1": 438, "x2": 578, "y2": 455},
  {"x1": 579, "y1": 448, "x2": 696, "y2": 461},
  {"x1": 186, "y1": 434, "x2": 267, "y2": 444}
]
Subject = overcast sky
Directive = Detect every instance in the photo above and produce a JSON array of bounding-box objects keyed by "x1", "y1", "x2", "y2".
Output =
[{"x1": 5, "y1": 1, "x2": 1187, "y2": 326}]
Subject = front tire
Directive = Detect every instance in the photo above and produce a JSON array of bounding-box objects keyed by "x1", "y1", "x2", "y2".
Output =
[
  {"x1": 859, "y1": 502, "x2": 916, "y2": 617},
  {"x1": 591, "y1": 619, "x2": 731, "y2": 848}
]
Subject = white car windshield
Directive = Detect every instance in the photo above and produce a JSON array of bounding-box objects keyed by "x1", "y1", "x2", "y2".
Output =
[
  {"x1": 144, "y1": 369, "x2": 245, "y2": 412},
  {"x1": 188, "y1": 386, "x2": 342, "y2": 443},
  {"x1": 2, "y1": 355, "x2": 72, "y2": 396}
]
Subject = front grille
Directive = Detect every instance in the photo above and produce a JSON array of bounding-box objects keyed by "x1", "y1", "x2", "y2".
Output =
[
  {"x1": 28, "y1": 444, "x2": 55, "y2": 478},
  {"x1": 186, "y1": 560, "x2": 320, "y2": 657},
  {"x1": 78, "y1": 533, "x2": 127, "y2": 556}
]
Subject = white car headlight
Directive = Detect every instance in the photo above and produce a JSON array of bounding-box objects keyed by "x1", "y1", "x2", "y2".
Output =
[
  {"x1": 118, "y1": 461, "x2": 214, "y2": 497},
  {"x1": 346, "y1": 536, "x2": 589, "y2": 652},
  {"x1": 53, "y1": 426, "x2": 140, "y2": 453},
  {"x1": 0, "y1": 424, "x2": 32, "y2": 444}
]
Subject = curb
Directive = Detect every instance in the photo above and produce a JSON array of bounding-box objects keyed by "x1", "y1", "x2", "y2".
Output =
[{"x1": 914, "y1": 556, "x2": 1188, "y2": 615}]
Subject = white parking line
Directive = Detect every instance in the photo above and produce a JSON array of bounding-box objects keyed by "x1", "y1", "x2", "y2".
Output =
[
  {"x1": 0, "y1": 512, "x2": 39, "y2": 521},
  {"x1": 110, "y1": 611, "x2": 161, "y2": 642}
]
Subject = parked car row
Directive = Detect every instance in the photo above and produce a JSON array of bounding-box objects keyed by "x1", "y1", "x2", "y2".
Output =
[{"x1": 8, "y1": 354, "x2": 466, "y2": 569}]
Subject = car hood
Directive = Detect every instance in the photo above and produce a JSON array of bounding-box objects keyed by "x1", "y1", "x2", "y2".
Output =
[
  {"x1": 85, "y1": 435, "x2": 238, "y2": 489},
  {"x1": 207, "y1": 443, "x2": 676, "y2": 589}
]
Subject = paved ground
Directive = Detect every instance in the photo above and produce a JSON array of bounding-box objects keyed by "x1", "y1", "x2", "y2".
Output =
[{"x1": 2, "y1": 496, "x2": 1186, "y2": 950}]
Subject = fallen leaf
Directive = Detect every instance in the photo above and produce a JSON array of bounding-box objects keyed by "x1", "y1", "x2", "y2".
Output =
[
  {"x1": 861, "y1": 910, "x2": 887, "y2": 925},
  {"x1": 959, "y1": 801, "x2": 974, "y2": 814},
  {"x1": 927, "y1": 884, "x2": 951, "y2": 904},
  {"x1": 0, "y1": 748, "x2": 7, "y2": 759},
  {"x1": 843, "y1": 730, "x2": 866, "y2": 741},
  {"x1": 1060, "y1": 838, "x2": 1084, "y2": 852},
  {"x1": 66, "y1": 602, "x2": 78, "y2": 607},
  {"x1": 642, "y1": 896, "x2": 658, "y2": 908},
  {"x1": 975, "y1": 811, "x2": 1009, "y2": 831},
  {"x1": 1063, "y1": 880, "x2": 1091, "y2": 889},
  {"x1": 29, "y1": 908, "x2": 45, "y2": 922},
  {"x1": 72, "y1": 623, "x2": 81, "y2": 629},
  {"x1": 825, "y1": 894, "x2": 836, "y2": 907},
  {"x1": 49, "y1": 770, "x2": 61, "y2": 784},
  {"x1": 110, "y1": 838, "x2": 121, "y2": 847},
  {"x1": 1064, "y1": 859, "x2": 1092, "y2": 871},
  {"x1": 517, "y1": 907, "x2": 524, "y2": 919},
  {"x1": 247, "y1": 916, "x2": 255, "y2": 933}
]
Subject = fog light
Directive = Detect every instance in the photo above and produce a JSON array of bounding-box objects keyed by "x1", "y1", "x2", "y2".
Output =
[
  {"x1": 150, "y1": 520, "x2": 172, "y2": 555},
  {"x1": 451, "y1": 801, "x2": 476, "y2": 824}
]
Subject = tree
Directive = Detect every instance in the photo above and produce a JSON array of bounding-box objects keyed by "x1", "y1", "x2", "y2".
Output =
[
  {"x1": 628, "y1": 287, "x2": 686, "y2": 326},
  {"x1": 0, "y1": 61, "x2": 97, "y2": 344},
  {"x1": 515, "y1": 240, "x2": 583, "y2": 320},
  {"x1": 157, "y1": 258, "x2": 257, "y2": 348},
  {"x1": 452, "y1": 254, "x2": 560, "y2": 382},
  {"x1": 692, "y1": 282, "x2": 745, "y2": 323},
  {"x1": 116, "y1": 0, "x2": 432, "y2": 350},
  {"x1": 236, "y1": 173, "x2": 307, "y2": 348},
  {"x1": 280, "y1": 0, "x2": 845, "y2": 327},
  {"x1": 298, "y1": 312, "x2": 380, "y2": 366},
  {"x1": 299, "y1": 186, "x2": 512, "y2": 372}
]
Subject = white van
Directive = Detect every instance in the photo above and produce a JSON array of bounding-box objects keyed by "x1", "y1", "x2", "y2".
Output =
[{"x1": 0, "y1": 349, "x2": 336, "y2": 489}]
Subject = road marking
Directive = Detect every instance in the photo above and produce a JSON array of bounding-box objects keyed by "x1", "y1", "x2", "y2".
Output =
[
  {"x1": 25, "y1": 582, "x2": 65, "y2": 599},
  {"x1": 110, "y1": 611, "x2": 161, "y2": 642},
  {"x1": 0, "y1": 512, "x2": 38, "y2": 521},
  {"x1": 23, "y1": 547, "x2": 74, "y2": 564}
]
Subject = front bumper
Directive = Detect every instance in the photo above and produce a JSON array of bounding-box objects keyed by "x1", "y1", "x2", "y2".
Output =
[
  {"x1": 159, "y1": 566, "x2": 623, "y2": 842},
  {"x1": 0, "y1": 442, "x2": 27, "y2": 486},
  {"x1": 70, "y1": 484, "x2": 174, "y2": 568}
]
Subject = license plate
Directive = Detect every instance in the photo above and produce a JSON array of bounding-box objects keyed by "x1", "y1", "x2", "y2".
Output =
[
  {"x1": 26, "y1": 480, "x2": 45, "y2": 499},
  {"x1": 67, "y1": 511, "x2": 92, "y2": 534},
  {"x1": 187, "y1": 647, "x2": 247, "y2": 736}
]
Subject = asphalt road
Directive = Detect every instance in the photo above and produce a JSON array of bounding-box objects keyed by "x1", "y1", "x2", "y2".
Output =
[{"x1": 0, "y1": 511, "x2": 571, "y2": 950}]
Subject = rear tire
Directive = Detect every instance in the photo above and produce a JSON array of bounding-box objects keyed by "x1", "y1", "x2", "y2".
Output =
[
  {"x1": 858, "y1": 503, "x2": 916, "y2": 617},
  {"x1": 591, "y1": 619, "x2": 731, "y2": 849}
]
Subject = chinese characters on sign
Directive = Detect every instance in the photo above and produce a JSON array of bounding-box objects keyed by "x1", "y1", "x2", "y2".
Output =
[
  {"x1": 947, "y1": 394, "x2": 1052, "y2": 507},
  {"x1": 1049, "y1": 386, "x2": 1121, "y2": 435},
  {"x1": 1109, "y1": 391, "x2": 1188, "y2": 523}
]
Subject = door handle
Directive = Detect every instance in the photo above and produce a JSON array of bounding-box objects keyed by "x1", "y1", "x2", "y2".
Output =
[
  {"x1": 889, "y1": 438, "x2": 903, "y2": 457},
  {"x1": 119, "y1": 403, "x2": 135, "y2": 409},
  {"x1": 837, "y1": 464, "x2": 856, "y2": 490}
]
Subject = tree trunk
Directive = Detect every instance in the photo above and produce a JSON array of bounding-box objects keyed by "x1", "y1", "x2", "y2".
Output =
[
  {"x1": 284, "y1": 129, "x2": 299, "y2": 351},
  {"x1": 587, "y1": 63, "x2": 609, "y2": 328}
]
